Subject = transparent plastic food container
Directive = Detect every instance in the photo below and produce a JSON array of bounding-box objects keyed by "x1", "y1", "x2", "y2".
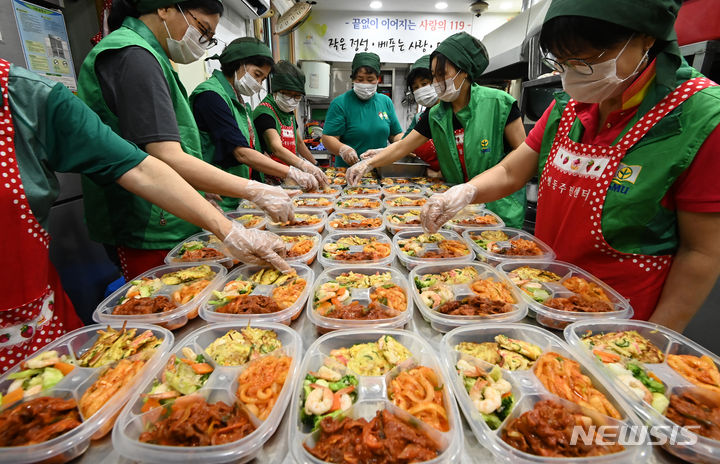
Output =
[
  {"x1": 342, "y1": 184, "x2": 382, "y2": 197},
  {"x1": 113, "y1": 322, "x2": 301, "y2": 464},
  {"x1": 443, "y1": 207, "x2": 505, "y2": 233},
  {"x1": 289, "y1": 329, "x2": 463, "y2": 463},
  {"x1": 383, "y1": 193, "x2": 428, "y2": 209},
  {"x1": 305, "y1": 187, "x2": 342, "y2": 197},
  {"x1": 383, "y1": 207, "x2": 423, "y2": 235},
  {"x1": 306, "y1": 266, "x2": 413, "y2": 333},
  {"x1": 93, "y1": 263, "x2": 227, "y2": 330},
  {"x1": 293, "y1": 194, "x2": 336, "y2": 215},
  {"x1": 235, "y1": 199, "x2": 260, "y2": 211},
  {"x1": 496, "y1": 260, "x2": 632, "y2": 330},
  {"x1": 225, "y1": 211, "x2": 267, "y2": 230},
  {"x1": 326, "y1": 210, "x2": 385, "y2": 234},
  {"x1": 318, "y1": 232, "x2": 395, "y2": 268},
  {"x1": 276, "y1": 230, "x2": 322, "y2": 266},
  {"x1": 462, "y1": 227, "x2": 556, "y2": 266},
  {"x1": 266, "y1": 209, "x2": 327, "y2": 234},
  {"x1": 409, "y1": 262, "x2": 527, "y2": 333},
  {"x1": 165, "y1": 231, "x2": 234, "y2": 268},
  {"x1": 394, "y1": 230, "x2": 475, "y2": 271},
  {"x1": 380, "y1": 177, "x2": 414, "y2": 186},
  {"x1": 382, "y1": 183, "x2": 425, "y2": 197},
  {"x1": 564, "y1": 319, "x2": 720, "y2": 464},
  {"x1": 0, "y1": 323, "x2": 173, "y2": 464},
  {"x1": 199, "y1": 263, "x2": 314, "y2": 325},
  {"x1": 425, "y1": 183, "x2": 452, "y2": 195},
  {"x1": 440, "y1": 323, "x2": 649, "y2": 464},
  {"x1": 334, "y1": 195, "x2": 384, "y2": 213}
]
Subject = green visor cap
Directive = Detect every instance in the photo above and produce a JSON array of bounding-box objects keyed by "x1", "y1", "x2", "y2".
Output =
[
  {"x1": 271, "y1": 60, "x2": 306, "y2": 94},
  {"x1": 135, "y1": 0, "x2": 222, "y2": 14},
  {"x1": 352, "y1": 52, "x2": 381, "y2": 75},
  {"x1": 411, "y1": 54, "x2": 431, "y2": 71},
  {"x1": 207, "y1": 37, "x2": 273, "y2": 65},
  {"x1": 544, "y1": 0, "x2": 682, "y2": 41},
  {"x1": 434, "y1": 32, "x2": 489, "y2": 80}
]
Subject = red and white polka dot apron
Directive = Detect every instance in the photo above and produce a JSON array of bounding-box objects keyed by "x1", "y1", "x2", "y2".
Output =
[
  {"x1": 0, "y1": 59, "x2": 82, "y2": 372},
  {"x1": 259, "y1": 102, "x2": 297, "y2": 163},
  {"x1": 535, "y1": 77, "x2": 715, "y2": 320}
]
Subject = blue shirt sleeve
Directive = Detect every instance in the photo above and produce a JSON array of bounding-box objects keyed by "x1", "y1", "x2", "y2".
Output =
[
  {"x1": 322, "y1": 96, "x2": 347, "y2": 137},
  {"x1": 192, "y1": 90, "x2": 249, "y2": 169}
]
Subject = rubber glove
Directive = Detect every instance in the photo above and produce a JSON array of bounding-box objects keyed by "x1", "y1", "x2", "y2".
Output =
[
  {"x1": 360, "y1": 148, "x2": 382, "y2": 160},
  {"x1": 421, "y1": 183, "x2": 479, "y2": 233},
  {"x1": 346, "y1": 158, "x2": 373, "y2": 186},
  {"x1": 286, "y1": 165, "x2": 319, "y2": 191},
  {"x1": 242, "y1": 180, "x2": 294, "y2": 223},
  {"x1": 339, "y1": 145, "x2": 359, "y2": 165},
  {"x1": 223, "y1": 222, "x2": 292, "y2": 273},
  {"x1": 298, "y1": 158, "x2": 329, "y2": 187}
]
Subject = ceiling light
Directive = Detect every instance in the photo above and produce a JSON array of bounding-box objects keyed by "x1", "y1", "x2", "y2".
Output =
[
  {"x1": 500, "y1": 1, "x2": 513, "y2": 10},
  {"x1": 369, "y1": 1, "x2": 383, "y2": 8},
  {"x1": 435, "y1": 1, "x2": 448, "y2": 9}
]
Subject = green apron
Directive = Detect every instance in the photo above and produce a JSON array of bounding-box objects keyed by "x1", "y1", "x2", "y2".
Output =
[
  {"x1": 190, "y1": 70, "x2": 254, "y2": 210},
  {"x1": 77, "y1": 17, "x2": 202, "y2": 249},
  {"x1": 429, "y1": 83, "x2": 526, "y2": 228}
]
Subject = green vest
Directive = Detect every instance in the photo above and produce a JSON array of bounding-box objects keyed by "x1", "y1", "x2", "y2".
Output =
[
  {"x1": 77, "y1": 17, "x2": 202, "y2": 249},
  {"x1": 538, "y1": 64, "x2": 720, "y2": 255},
  {"x1": 190, "y1": 70, "x2": 253, "y2": 210},
  {"x1": 252, "y1": 93, "x2": 298, "y2": 154},
  {"x1": 429, "y1": 83, "x2": 526, "y2": 228}
]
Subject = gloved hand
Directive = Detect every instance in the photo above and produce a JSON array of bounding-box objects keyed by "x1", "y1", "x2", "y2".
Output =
[
  {"x1": 346, "y1": 158, "x2": 373, "y2": 186},
  {"x1": 223, "y1": 222, "x2": 293, "y2": 273},
  {"x1": 360, "y1": 148, "x2": 382, "y2": 160},
  {"x1": 420, "y1": 183, "x2": 479, "y2": 233},
  {"x1": 286, "y1": 165, "x2": 319, "y2": 191},
  {"x1": 204, "y1": 192, "x2": 223, "y2": 212},
  {"x1": 298, "y1": 158, "x2": 329, "y2": 187},
  {"x1": 242, "y1": 180, "x2": 294, "y2": 223},
  {"x1": 338, "y1": 145, "x2": 359, "y2": 165}
]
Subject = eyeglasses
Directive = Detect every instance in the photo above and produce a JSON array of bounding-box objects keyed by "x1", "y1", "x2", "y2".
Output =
[
  {"x1": 280, "y1": 92, "x2": 303, "y2": 101},
  {"x1": 183, "y1": 8, "x2": 218, "y2": 48},
  {"x1": 541, "y1": 49, "x2": 608, "y2": 76}
]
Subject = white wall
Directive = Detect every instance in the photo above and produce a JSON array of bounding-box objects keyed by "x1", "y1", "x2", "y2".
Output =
[{"x1": 471, "y1": 13, "x2": 516, "y2": 40}]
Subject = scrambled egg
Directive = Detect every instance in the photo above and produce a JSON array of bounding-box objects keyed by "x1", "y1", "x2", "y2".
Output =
[
  {"x1": 329, "y1": 335, "x2": 411, "y2": 376},
  {"x1": 205, "y1": 328, "x2": 281, "y2": 366},
  {"x1": 161, "y1": 265, "x2": 215, "y2": 285}
]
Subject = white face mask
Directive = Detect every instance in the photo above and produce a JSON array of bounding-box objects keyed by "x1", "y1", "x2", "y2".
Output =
[
  {"x1": 560, "y1": 37, "x2": 649, "y2": 103},
  {"x1": 433, "y1": 70, "x2": 466, "y2": 102},
  {"x1": 234, "y1": 66, "x2": 263, "y2": 97},
  {"x1": 413, "y1": 84, "x2": 438, "y2": 107},
  {"x1": 353, "y1": 82, "x2": 377, "y2": 100},
  {"x1": 275, "y1": 92, "x2": 299, "y2": 112},
  {"x1": 163, "y1": 9, "x2": 206, "y2": 64}
]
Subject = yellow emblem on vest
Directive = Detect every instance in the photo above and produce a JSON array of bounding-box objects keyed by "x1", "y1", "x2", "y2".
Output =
[
  {"x1": 613, "y1": 163, "x2": 642, "y2": 185},
  {"x1": 480, "y1": 138, "x2": 489, "y2": 153}
]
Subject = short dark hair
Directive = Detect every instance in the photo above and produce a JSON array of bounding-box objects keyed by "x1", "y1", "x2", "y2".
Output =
[
  {"x1": 221, "y1": 55, "x2": 275, "y2": 77},
  {"x1": 406, "y1": 67, "x2": 433, "y2": 90},
  {"x1": 351, "y1": 65, "x2": 379, "y2": 80},
  {"x1": 539, "y1": 16, "x2": 636, "y2": 58},
  {"x1": 109, "y1": 0, "x2": 224, "y2": 32}
]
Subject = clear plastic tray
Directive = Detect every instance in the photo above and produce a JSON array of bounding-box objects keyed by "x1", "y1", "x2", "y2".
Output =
[
  {"x1": 293, "y1": 194, "x2": 336, "y2": 215},
  {"x1": 326, "y1": 210, "x2": 385, "y2": 234},
  {"x1": 383, "y1": 207, "x2": 423, "y2": 235},
  {"x1": 462, "y1": 227, "x2": 556, "y2": 266},
  {"x1": 266, "y1": 209, "x2": 327, "y2": 234},
  {"x1": 165, "y1": 231, "x2": 234, "y2": 267},
  {"x1": 276, "y1": 230, "x2": 322, "y2": 266},
  {"x1": 341, "y1": 184, "x2": 382, "y2": 197},
  {"x1": 393, "y1": 229, "x2": 475, "y2": 271},
  {"x1": 0, "y1": 323, "x2": 173, "y2": 464},
  {"x1": 199, "y1": 263, "x2": 314, "y2": 325},
  {"x1": 440, "y1": 323, "x2": 649, "y2": 464},
  {"x1": 318, "y1": 232, "x2": 395, "y2": 269},
  {"x1": 443, "y1": 207, "x2": 505, "y2": 233},
  {"x1": 409, "y1": 263, "x2": 528, "y2": 333},
  {"x1": 383, "y1": 193, "x2": 428, "y2": 209},
  {"x1": 496, "y1": 260, "x2": 632, "y2": 330},
  {"x1": 334, "y1": 195, "x2": 384, "y2": 213},
  {"x1": 288, "y1": 329, "x2": 463, "y2": 463},
  {"x1": 225, "y1": 210, "x2": 267, "y2": 230},
  {"x1": 564, "y1": 319, "x2": 720, "y2": 464},
  {"x1": 93, "y1": 263, "x2": 228, "y2": 330},
  {"x1": 382, "y1": 183, "x2": 426, "y2": 197},
  {"x1": 306, "y1": 266, "x2": 413, "y2": 333},
  {"x1": 112, "y1": 322, "x2": 301, "y2": 464}
]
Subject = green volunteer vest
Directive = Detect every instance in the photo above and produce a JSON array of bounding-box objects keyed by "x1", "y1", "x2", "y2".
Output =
[
  {"x1": 190, "y1": 70, "x2": 254, "y2": 210},
  {"x1": 77, "y1": 16, "x2": 202, "y2": 249},
  {"x1": 253, "y1": 93, "x2": 298, "y2": 154},
  {"x1": 538, "y1": 64, "x2": 720, "y2": 255},
  {"x1": 429, "y1": 83, "x2": 526, "y2": 228}
]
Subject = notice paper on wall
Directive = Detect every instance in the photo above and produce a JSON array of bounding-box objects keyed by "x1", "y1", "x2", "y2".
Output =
[{"x1": 12, "y1": 0, "x2": 77, "y2": 91}]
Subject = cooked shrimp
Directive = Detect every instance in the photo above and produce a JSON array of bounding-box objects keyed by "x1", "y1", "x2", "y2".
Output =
[
  {"x1": 471, "y1": 385, "x2": 502, "y2": 415},
  {"x1": 304, "y1": 385, "x2": 333, "y2": 415}
]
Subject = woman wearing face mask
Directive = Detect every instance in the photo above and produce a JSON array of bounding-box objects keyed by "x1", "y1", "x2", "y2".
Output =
[
  {"x1": 191, "y1": 42, "x2": 322, "y2": 209},
  {"x1": 421, "y1": 0, "x2": 720, "y2": 331},
  {"x1": 321, "y1": 52, "x2": 403, "y2": 167},
  {"x1": 252, "y1": 60, "x2": 328, "y2": 187},
  {"x1": 347, "y1": 33, "x2": 527, "y2": 228},
  {"x1": 78, "y1": 1, "x2": 294, "y2": 279}
]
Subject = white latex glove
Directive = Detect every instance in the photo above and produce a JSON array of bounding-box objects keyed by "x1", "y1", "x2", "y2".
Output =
[
  {"x1": 286, "y1": 165, "x2": 319, "y2": 191},
  {"x1": 223, "y1": 222, "x2": 292, "y2": 273},
  {"x1": 346, "y1": 158, "x2": 373, "y2": 186},
  {"x1": 298, "y1": 158, "x2": 329, "y2": 187},
  {"x1": 242, "y1": 180, "x2": 294, "y2": 223},
  {"x1": 338, "y1": 145, "x2": 359, "y2": 165},
  {"x1": 421, "y1": 183, "x2": 479, "y2": 233},
  {"x1": 360, "y1": 148, "x2": 382, "y2": 160}
]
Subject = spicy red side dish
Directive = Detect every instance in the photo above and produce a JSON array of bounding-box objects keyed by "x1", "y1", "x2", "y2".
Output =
[{"x1": 0, "y1": 397, "x2": 82, "y2": 446}]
